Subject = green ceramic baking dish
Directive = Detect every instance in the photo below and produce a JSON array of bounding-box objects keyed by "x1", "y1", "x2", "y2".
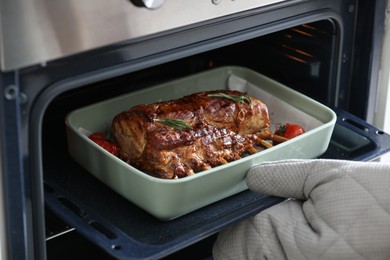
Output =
[{"x1": 65, "y1": 66, "x2": 336, "y2": 220}]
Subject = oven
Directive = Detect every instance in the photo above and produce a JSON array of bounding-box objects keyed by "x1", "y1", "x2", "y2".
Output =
[{"x1": 1, "y1": 0, "x2": 390, "y2": 259}]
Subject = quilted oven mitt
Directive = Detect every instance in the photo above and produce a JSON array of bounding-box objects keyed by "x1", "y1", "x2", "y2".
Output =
[{"x1": 213, "y1": 159, "x2": 390, "y2": 260}]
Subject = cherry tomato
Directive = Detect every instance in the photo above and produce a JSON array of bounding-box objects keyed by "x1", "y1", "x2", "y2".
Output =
[
  {"x1": 89, "y1": 132, "x2": 107, "y2": 140},
  {"x1": 89, "y1": 132, "x2": 119, "y2": 156},
  {"x1": 273, "y1": 123, "x2": 305, "y2": 145}
]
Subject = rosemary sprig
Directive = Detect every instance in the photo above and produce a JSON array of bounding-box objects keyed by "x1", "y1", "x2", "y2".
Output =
[
  {"x1": 208, "y1": 93, "x2": 252, "y2": 106},
  {"x1": 153, "y1": 118, "x2": 193, "y2": 131}
]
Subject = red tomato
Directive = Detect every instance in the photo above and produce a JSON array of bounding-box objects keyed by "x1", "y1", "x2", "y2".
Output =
[
  {"x1": 89, "y1": 132, "x2": 119, "y2": 156},
  {"x1": 89, "y1": 132, "x2": 107, "y2": 140},
  {"x1": 273, "y1": 123, "x2": 305, "y2": 145}
]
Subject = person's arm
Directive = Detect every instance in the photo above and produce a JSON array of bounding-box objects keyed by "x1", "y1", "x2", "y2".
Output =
[{"x1": 213, "y1": 159, "x2": 390, "y2": 260}]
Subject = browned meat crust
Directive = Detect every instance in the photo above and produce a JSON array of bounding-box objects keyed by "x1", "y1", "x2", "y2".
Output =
[{"x1": 112, "y1": 90, "x2": 271, "y2": 179}]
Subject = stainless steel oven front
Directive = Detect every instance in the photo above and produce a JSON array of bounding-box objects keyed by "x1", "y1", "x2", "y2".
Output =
[{"x1": 1, "y1": 0, "x2": 390, "y2": 259}]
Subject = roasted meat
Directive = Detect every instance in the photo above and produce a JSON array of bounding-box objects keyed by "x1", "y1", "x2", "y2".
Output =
[{"x1": 112, "y1": 90, "x2": 272, "y2": 179}]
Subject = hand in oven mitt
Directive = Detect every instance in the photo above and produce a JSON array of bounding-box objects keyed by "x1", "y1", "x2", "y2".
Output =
[{"x1": 212, "y1": 159, "x2": 390, "y2": 260}]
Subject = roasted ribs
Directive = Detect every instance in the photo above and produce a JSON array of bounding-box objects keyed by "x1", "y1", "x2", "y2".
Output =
[{"x1": 112, "y1": 90, "x2": 271, "y2": 179}]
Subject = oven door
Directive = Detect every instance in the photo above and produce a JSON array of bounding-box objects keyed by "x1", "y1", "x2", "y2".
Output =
[{"x1": 0, "y1": 0, "x2": 389, "y2": 259}]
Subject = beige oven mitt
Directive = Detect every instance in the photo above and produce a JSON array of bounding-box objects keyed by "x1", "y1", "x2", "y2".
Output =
[{"x1": 213, "y1": 159, "x2": 390, "y2": 260}]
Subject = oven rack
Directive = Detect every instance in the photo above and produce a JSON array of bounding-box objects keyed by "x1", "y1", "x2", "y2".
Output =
[
  {"x1": 43, "y1": 108, "x2": 390, "y2": 259},
  {"x1": 44, "y1": 175, "x2": 283, "y2": 260}
]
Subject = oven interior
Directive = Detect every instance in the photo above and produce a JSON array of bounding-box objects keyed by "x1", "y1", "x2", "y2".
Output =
[{"x1": 38, "y1": 15, "x2": 390, "y2": 259}]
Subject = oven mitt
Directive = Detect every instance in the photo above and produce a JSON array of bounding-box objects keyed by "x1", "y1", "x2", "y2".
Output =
[{"x1": 212, "y1": 159, "x2": 390, "y2": 260}]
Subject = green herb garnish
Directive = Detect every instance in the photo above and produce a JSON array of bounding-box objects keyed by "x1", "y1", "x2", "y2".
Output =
[
  {"x1": 208, "y1": 93, "x2": 252, "y2": 106},
  {"x1": 154, "y1": 118, "x2": 193, "y2": 131}
]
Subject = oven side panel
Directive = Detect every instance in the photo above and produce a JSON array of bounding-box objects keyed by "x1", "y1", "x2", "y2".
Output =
[{"x1": 373, "y1": 0, "x2": 390, "y2": 160}]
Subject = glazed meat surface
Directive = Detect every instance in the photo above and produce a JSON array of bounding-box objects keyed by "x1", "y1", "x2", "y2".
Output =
[{"x1": 112, "y1": 90, "x2": 271, "y2": 179}]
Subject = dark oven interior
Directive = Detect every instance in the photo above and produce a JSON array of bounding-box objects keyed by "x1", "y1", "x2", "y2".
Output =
[{"x1": 3, "y1": 0, "x2": 390, "y2": 259}]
